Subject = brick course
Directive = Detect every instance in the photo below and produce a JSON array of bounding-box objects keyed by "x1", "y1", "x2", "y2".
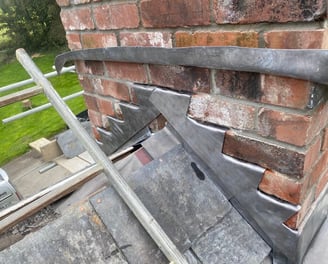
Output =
[
  {"x1": 149, "y1": 65, "x2": 210, "y2": 93},
  {"x1": 93, "y1": 3, "x2": 139, "y2": 30},
  {"x1": 140, "y1": 0, "x2": 211, "y2": 28},
  {"x1": 120, "y1": 32, "x2": 172, "y2": 47},
  {"x1": 60, "y1": 7, "x2": 94, "y2": 31},
  {"x1": 213, "y1": 0, "x2": 326, "y2": 24},
  {"x1": 81, "y1": 33, "x2": 117, "y2": 49},
  {"x1": 175, "y1": 31, "x2": 259, "y2": 47},
  {"x1": 57, "y1": 0, "x2": 328, "y2": 230}
]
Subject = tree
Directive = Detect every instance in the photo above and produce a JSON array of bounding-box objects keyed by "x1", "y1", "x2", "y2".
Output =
[{"x1": 0, "y1": 0, "x2": 66, "y2": 52}]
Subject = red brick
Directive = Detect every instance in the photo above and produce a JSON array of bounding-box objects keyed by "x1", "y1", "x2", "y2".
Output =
[
  {"x1": 96, "y1": 97, "x2": 115, "y2": 117},
  {"x1": 262, "y1": 30, "x2": 325, "y2": 110},
  {"x1": 315, "y1": 168, "x2": 328, "y2": 198},
  {"x1": 60, "y1": 7, "x2": 94, "y2": 31},
  {"x1": 214, "y1": 71, "x2": 261, "y2": 101},
  {"x1": 309, "y1": 150, "x2": 328, "y2": 186},
  {"x1": 78, "y1": 76, "x2": 94, "y2": 93},
  {"x1": 93, "y1": 3, "x2": 139, "y2": 30},
  {"x1": 66, "y1": 33, "x2": 82, "y2": 50},
  {"x1": 260, "y1": 75, "x2": 313, "y2": 109},
  {"x1": 83, "y1": 94, "x2": 98, "y2": 111},
  {"x1": 223, "y1": 130, "x2": 306, "y2": 178},
  {"x1": 140, "y1": 0, "x2": 210, "y2": 28},
  {"x1": 322, "y1": 127, "x2": 328, "y2": 151},
  {"x1": 264, "y1": 30, "x2": 325, "y2": 49},
  {"x1": 175, "y1": 31, "x2": 258, "y2": 47},
  {"x1": 214, "y1": 0, "x2": 326, "y2": 24},
  {"x1": 81, "y1": 33, "x2": 117, "y2": 49},
  {"x1": 105, "y1": 62, "x2": 148, "y2": 83},
  {"x1": 76, "y1": 61, "x2": 105, "y2": 75},
  {"x1": 308, "y1": 102, "x2": 328, "y2": 142},
  {"x1": 323, "y1": 29, "x2": 328, "y2": 49},
  {"x1": 92, "y1": 126, "x2": 101, "y2": 141},
  {"x1": 304, "y1": 137, "x2": 322, "y2": 174},
  {"x1": 149, "y1": 65, "x2": 210, "y2": 93},
  {"x1": 257, "y1": 108, "x2": 312, "y2": 147},
  {"x1": 56, "y1": 0, "x2": 70, "y2": 7},
  {"x1": 120, "y1": 32, "x2": 172, "y2": 47},
  {"x1": 88, "y1": 109, "x2": 102, "y2": 128},
  {"x1": 259, "y1": 170, "x2": 303, "y2": 205},
  {"x1": 95, "y1": 79, "x2": 131, "y2": 102},
  {"x1": 284, "y1": 188, "x2": 315, "y2": 229},
  {"x1": 189, "y1": 94, "x2": 256, "y2": 131}
]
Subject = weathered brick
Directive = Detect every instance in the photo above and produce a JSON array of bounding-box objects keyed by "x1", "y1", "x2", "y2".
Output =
[
  {"x1": 95, "y1": 79, "x2": 131, "y2": 102},
  {"x1": 257, "y1": 108, "x2": 312, "y2": 147},
  {"x1": 96, "y1": 97, "x2": 115, "y2": 117},
  {"x1": 56, "y1": 0, "x2": 70, "y2": 7},
  {"x1": 83, "y1": 94, "x2": 98, "y2": 111},
  {"x1": 264, "y1": 30, "x2": 325, "y2": 49},
  {"x1": 309, "y1": 150, "x2": 328, "y2": 186},
  {"x1": 322, "y1": 127, "x2": 328, "y2": 151},
  {"x1": 304, "y1": 137, "x2": 322, "y2": 174},
  {"x1": 315, "y1": 168, "x2": 328, "y2": 198},
  {"x1": 189, "y1": 94, "x2": 256, "y2": 131},
  {"x1": 284, "y1": 188, "x2": 315, "y2": 229},
  {"x1": 262, "y1": 30, "x2": 325, "y2": 110},
  {"x1": 259, "y1": 170, "x2": 303, "y2": 205},
  {"x1": 223, "y1": 130, "x2": 306, "y2": 178},
  {"x1": 76, "y1": 61, "x2": 105, "y2": 75},
  {"x1": 214, "y1": 0, "x2": 326, "y2": 24},
  {"x1": 214, "y1": 71, "x2": 261, "y2": 101},
  {"x1": 66, "y1": 33, "x2": 82, "y2": 50},
  {"x1": 78, "y1": 76, "x2": 94, "y2": 93},
  {"x1": 308, "y1": 102, "x2": 328, "y2": 142},
  {"x1": 175, "y1": 31, "x2": 258, "y2": 47},
  {"x1": 60, "y1": 7, "x2": 94, "y2": 31},
  {"x1": 260, "y1": 75, "x2": 313, "y2": 109},
  {"x1": 81, "y1": 33, "x2": 117, "y2": 49},
  {"x1": 105, "y1": 62, "x2": 148, "y2": 83},
  {"x1": 322, "y1": 29, "x2": 328, "y2": 49},
  {"x1": 93, "y1": 3, "x2": 139, "y2": 30},
  {"x1": 149, "y1": 65, "x2": 210, "y2": 93},
  {"x1": 120, "y1": 32, "x2": 172, "y2": 47},
  {"x1": 88, "y1": 109, "x2": 103, "y2": 128},
  {"x1": 284, "y1": 188, "x2": 315, "y2": 230},
  {"x1": 92, "y1": 126, "x2": 101, "y2": 141},
  {"x1": 140, "y1": 0, "x2": 210, "y2": 28}
]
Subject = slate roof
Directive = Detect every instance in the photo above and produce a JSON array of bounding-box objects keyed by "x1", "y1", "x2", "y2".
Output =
[{"x1": 0, "y1": 128, "x2": 271, "y2": 263}]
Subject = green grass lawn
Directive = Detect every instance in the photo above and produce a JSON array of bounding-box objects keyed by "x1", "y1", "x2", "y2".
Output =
[{"x1": 0, "y1": 50, "x2": 86, "y2": 166}]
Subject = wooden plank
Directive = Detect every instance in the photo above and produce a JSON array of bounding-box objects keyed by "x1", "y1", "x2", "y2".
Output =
[
  {"x1": 0, "y1": 164, "x2": 103, "y2": 233},
  {"x1": 56, "y1": 156, "x2": 91, "y2": 173},
  {"x1": 0, "y1": 146, "x2": 134, "y2": 229},
  {"x1": 0, "y1": 86, "x2": 43, "y2": 107}
]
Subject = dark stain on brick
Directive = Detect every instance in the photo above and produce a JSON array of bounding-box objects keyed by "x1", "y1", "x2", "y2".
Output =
[
  {"x1": 223, "y1": 131, "x2": 306, "y2": 178},
  {"x1": 150, "y1": 65, "x2": 210, "y2": 93},
  {"x1": 216, "y1": 70, "x2": 262, "y2": 100},
  {"x1": 215, "y1": 0, "x2": 325, "y2": 23}
]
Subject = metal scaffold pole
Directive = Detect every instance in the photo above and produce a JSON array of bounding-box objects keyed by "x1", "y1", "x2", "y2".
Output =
[{"x1": 16, "y1": 48, "x2": 188, "y2": 264}]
